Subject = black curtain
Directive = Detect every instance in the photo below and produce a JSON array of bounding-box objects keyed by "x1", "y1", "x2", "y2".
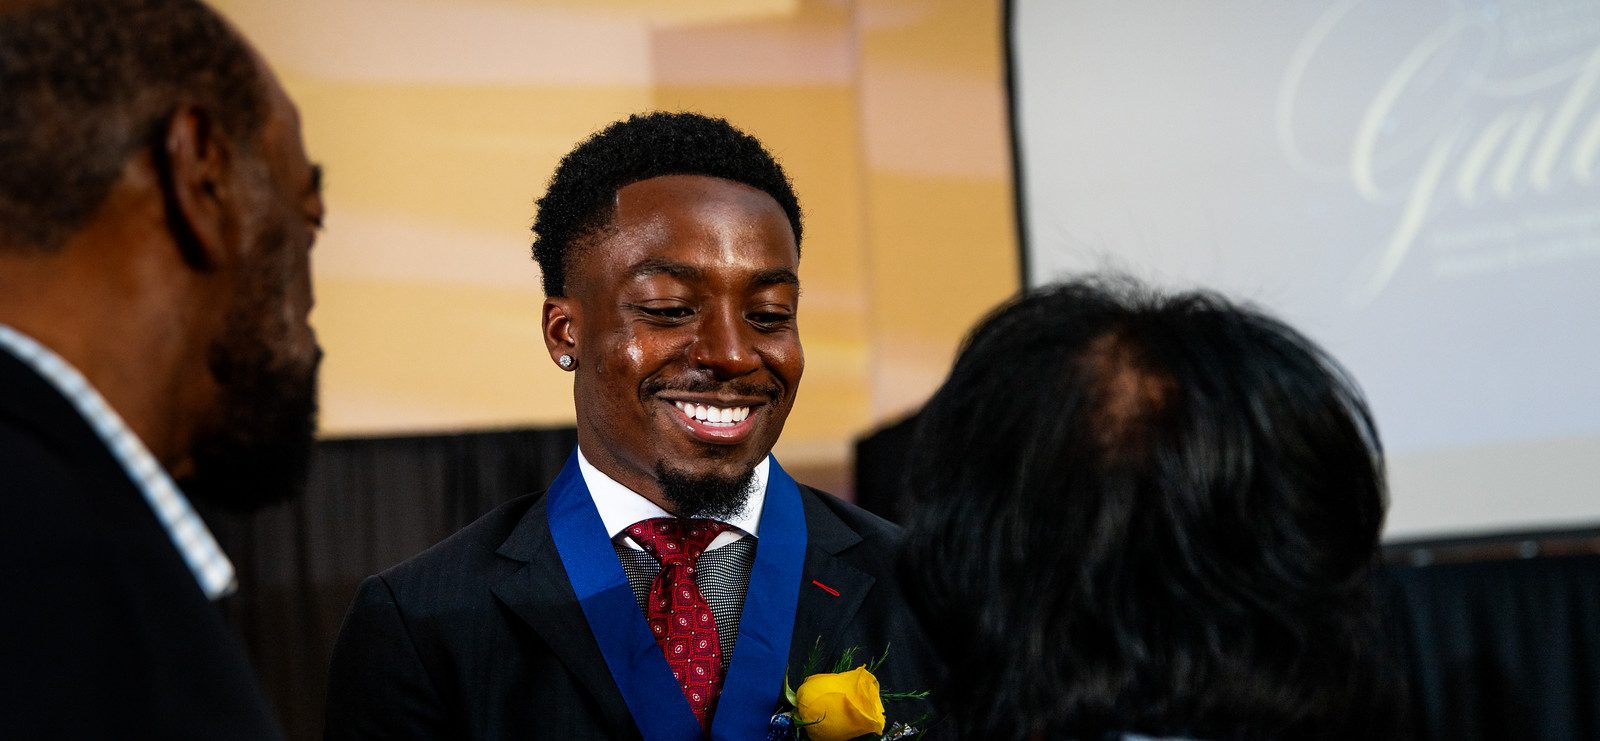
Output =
[
  {"x1": 201, "y1": 426, "x2": 577, "y2": 741},
  {"x1": 1378, "y1": 554, "x2": 1600, "y2": 740},
  {"x1": 853, "y1": 412, "x2": 920, "y2": 525}
]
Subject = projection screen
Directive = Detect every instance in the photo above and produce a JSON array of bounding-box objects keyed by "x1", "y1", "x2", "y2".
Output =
[{"x1": 1011, "y1": 0, "x2": 1600, "y2": 538}]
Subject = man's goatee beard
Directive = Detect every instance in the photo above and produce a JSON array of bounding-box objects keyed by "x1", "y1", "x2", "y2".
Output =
[{"x1": 655, "y1": 461, "x2": 757, "y2": 520}]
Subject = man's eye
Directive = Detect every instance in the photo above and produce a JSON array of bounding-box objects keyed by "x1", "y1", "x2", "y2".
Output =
[
  {"x1": 640, "y1": 306, "x2": 693, "y2": 320},
  {"x1": 749, "y1": 311, "x2": 793, "y2": 327}
]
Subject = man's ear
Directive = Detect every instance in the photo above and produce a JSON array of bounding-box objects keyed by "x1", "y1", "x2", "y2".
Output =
[
  {"x1": 151, "y1": 106, "x2": 241, "y2": 272},
  {"x1": 542, "y1": 297, "x2": 579, "y2": 364}
]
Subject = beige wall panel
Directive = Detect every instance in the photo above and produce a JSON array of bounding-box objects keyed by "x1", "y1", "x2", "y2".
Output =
[
  {"x1": 486, "y1": 0, "x2": 800, "y2": 28},
  {"x1": 212, "y1": 0, "x2": 1021, "y2": 465},
  {"x1": 859, "y1": 0, "x2": 1001, "y2": 73},
  {"x1": 858, "y1": 0, "x2": 1020, "y2": 425},
  {"x1": 862, "y1": 174, "x2": 1018, "y2": 420},
  {"x1": 315, "y1": 279, "x2": 571, "y2": 432},
  {"x1": 287, "y1": 80, "x2": 651, "y2": 232}
]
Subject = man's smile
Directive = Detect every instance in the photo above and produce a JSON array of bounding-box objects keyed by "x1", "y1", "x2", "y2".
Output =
[
  {"x1": 671, "y1": 400, "x2": 752, "y2": 425},
  {"x1": 660, "y1": 395, "x2": 768, "y2": 444}
]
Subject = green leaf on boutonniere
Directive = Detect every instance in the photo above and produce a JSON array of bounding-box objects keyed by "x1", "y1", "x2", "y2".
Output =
[
  {"x1": 801, "y1": 636, "x2": 825, "y2": 678},
  {"x1": 829, "y1": 645, "x2": 861, "y2": 674},
  {"x1": 867, "y1": 643, "x2": 891, "y2": 674}
]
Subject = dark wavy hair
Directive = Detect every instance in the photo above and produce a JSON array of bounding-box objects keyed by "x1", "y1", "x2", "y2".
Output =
[
  {"x1": 530, "y1": 111, "x2": 803, "y2": 297},
  {"x1": 900, "y1": 277, "x2": 1402, "y2": 740},
  {"x1": 0, "y1": 0, "x2": 267, "y2": 251}
]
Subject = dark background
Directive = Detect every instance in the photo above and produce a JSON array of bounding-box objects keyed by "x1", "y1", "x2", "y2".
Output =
[
  {"x1": 204, "y1": 427, "x2": 575, "y2": 740},
  {"x1": 207, "y1": 423, "x2": 1600, "y2": 741}
]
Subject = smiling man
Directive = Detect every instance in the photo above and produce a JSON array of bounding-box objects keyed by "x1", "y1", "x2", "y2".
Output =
[{"x1": 325, "y1": 113, "x2": 937, "y2": 740}]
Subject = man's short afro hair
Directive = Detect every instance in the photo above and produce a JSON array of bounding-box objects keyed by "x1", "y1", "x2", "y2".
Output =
[{"x1": 530, "y1": 111, "x2": 803, "y2": 297}]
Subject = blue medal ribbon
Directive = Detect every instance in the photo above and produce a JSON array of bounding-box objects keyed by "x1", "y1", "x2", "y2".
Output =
[{"x1": 547, "y1": 450, "x2": 807, "y2": 741}]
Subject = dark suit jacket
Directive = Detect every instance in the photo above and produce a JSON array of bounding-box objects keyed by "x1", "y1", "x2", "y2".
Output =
[
  {"x1": 0, "y1": 349, "x2": 283, "y2": 739},
  {"x1": 324, "y1": 479, "x2": 941, "y2": 740}
]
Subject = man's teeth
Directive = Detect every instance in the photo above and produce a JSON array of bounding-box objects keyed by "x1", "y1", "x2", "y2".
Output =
[{"x1": 673, "y1": 401, "x2": 751, "y2": 425}]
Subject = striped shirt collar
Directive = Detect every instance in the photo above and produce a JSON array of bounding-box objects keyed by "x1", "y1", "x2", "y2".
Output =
[
  {"x1": 0, "y1": 324, "x2": 237, "y2": 600},
  {"x1": 576, "y1": 446, "x2": 767, "y2": 552}
]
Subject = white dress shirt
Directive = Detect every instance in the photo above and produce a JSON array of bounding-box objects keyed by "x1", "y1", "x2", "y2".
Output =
[
  {"x1": 0, "y1": 323, "x2": 237, "y2": 600},
  {"x1": 576, "y1": 446, "x2": 766, "y2": 552}
]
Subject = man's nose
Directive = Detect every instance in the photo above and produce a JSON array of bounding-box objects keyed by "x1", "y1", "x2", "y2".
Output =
[{"x1": 688, "y1": 307, "x2": 760, "y2": 379}]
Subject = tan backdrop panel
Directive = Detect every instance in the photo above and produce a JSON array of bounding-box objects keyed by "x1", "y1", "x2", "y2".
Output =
[{"x1": 213, "y1": 0, "x2": 1018, "y2": 479}]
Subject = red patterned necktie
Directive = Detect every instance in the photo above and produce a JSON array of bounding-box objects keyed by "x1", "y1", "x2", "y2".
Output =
[{"x1": 627, "y1": 517, "x2": 731, "y2": 731}]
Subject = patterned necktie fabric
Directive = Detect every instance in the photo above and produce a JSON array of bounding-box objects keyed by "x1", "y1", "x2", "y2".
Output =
[
  {"x1": 615, "y1": 538, "x2": 755, "y2": 668},
  {"x1": 627, "y1": 517, "x2": 731, "y2": 730}
]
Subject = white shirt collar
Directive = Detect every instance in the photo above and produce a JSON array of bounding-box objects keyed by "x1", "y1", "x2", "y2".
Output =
[
  {"x1": 0, "y1": 323, "x2": 237, "y2": 600},
  {"x1": 576, "y1": 446, "x2": 767, "y2": 551}
]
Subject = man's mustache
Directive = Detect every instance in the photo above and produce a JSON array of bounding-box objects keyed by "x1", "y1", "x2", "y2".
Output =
[{"x1": 642, "y1": 376, "x2": 781, "y2": 402}]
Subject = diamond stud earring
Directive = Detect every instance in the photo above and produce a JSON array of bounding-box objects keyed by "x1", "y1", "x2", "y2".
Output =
[{"x1": 558, "y1": 354, "x2": 576, "y2": 370}]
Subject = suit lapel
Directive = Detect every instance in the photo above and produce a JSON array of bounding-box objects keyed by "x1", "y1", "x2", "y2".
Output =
[
  {"x1": 788, "y1": 486, "x2": 875, "y2": 671},
  {"x1": 490, "y1": 497, "x2": 636, "y2": 736},
  {"x1": 485, "y1": 479, "x2": 875, "y2": 731}
]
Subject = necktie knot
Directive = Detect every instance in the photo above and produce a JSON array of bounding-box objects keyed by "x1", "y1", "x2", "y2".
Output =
[{"x1": 627, "y1": 517, "x2": 728, "y2": 567}]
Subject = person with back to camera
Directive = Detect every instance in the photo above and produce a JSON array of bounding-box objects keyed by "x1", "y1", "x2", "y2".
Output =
[{"x1": 899, "y1": 277, "x2": 1406, "y2": 741}]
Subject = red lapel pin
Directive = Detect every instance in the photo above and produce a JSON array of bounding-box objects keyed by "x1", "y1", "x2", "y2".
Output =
[{"x1": 810, "y1": 579, "x2": 840, "y2": 597}]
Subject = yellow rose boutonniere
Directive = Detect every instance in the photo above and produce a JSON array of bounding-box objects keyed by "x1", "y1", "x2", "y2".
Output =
[
  {"x1": 794, "y1": 666, "x2": 886, "y2": 741},
  {"x1": 768, "y1": 643, "x2": 930, "y2": 741}
]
